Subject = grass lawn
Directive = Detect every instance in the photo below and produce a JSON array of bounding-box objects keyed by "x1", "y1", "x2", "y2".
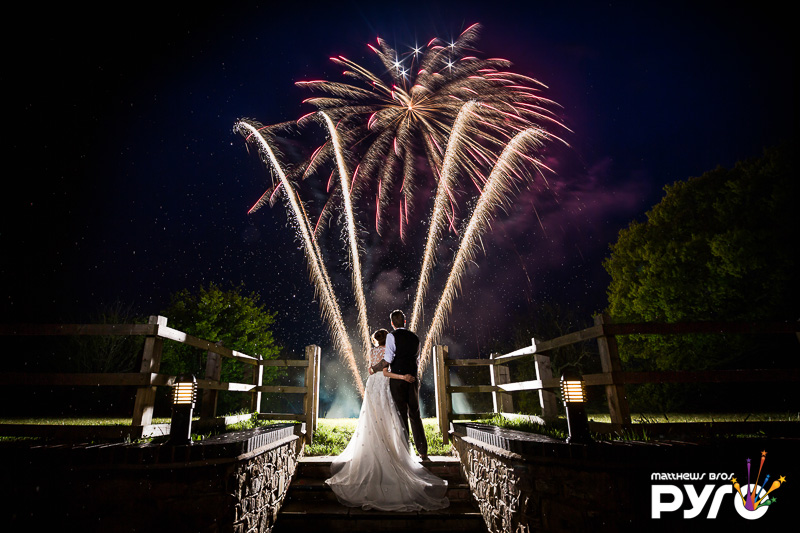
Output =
[
  {"x1": 0, "y1": 417, "x2": 171, "y2": 426},
  {"x1": 3, "y1": 412, "x2": 796, "y2": 446},
  {"x1": 462, "y1": 411, "x2": 800, "y2": 442},
  {"x1": 305, "y1": 418, "x2": 451, "y2": 457},
  {"x1": 589, "y1": 412, "x2": 800, "y2": 424},
  {"x1": 0, "y1": 416, "x2": 451, "y2": 453}
]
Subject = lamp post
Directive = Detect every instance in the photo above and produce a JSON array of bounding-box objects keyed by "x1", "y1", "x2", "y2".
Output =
[
  {"x1": 169, "y1": 374, "x2": 197, "y2": 445},
  {"x1": 561, "y1": 371, "x2": 591, "y2": 444}
]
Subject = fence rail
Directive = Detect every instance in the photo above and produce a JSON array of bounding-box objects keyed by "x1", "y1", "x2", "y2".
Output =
[
  {"x1": 433, "y1": 315, "x2": 800, "y2": 443},
  {"x1": 0, "y1": 315, "x2": 320, "y2": 443}
]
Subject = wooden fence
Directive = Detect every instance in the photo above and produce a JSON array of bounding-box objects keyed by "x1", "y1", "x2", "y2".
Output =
[
  {"x1": 0, "y1": 315, "x2": 320, "y2": 442},
  {"x1": 433, "y1": 315, "x2": 800, "y2": 443}
]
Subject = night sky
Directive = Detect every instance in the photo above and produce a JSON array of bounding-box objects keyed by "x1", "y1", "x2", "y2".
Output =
[{"x1": 4, "y1": 1, "x2": 795, "y2": 382}]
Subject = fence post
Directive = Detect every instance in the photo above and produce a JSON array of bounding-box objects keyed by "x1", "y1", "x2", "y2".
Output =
[
  {"x1": 433, "y1": 345, "x2": 451, "y2": 445},
  {"x1": 201, "y1": 341, "x2": 223, "y2": 420},
  {"x1": 533, "y1": 343, "x2": 558, "y2": 422},
  {"x1": 251, "y1": 355, "x2": 264, "y2": 414},
  {"x1": 490, "y1": 352, "x2": 514, "y2": 414},
  {"x1": 304, "y1": 345, "x2": 320, "y2": 444},
  {"x1": 595, "y1": 313, "x2": 631, "y2": 429},
  {"x1": 132, "y1": 315, "x2": 167, "y2": 427},
  {"x1": 312, "y1": 346, "x2": 320, "y2": 435}
]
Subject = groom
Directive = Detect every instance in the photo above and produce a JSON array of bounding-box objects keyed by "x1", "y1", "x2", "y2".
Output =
[{"x1": 370, "y1": 309, "x2": 429, "y2": 461}]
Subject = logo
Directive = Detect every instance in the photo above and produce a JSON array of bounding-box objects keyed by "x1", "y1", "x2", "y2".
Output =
[
  {"x1": 651, "y1": 450, "x2": 786, "y2": 521},
  {"x1": 731, "y1": 451, "x2": 785, "y2": 520}
]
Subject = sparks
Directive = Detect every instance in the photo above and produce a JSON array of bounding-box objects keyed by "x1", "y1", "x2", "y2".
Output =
[
  {"x1": 419, "y1": 128, "x2": 549, "y2": 370},
  {"x1": 235, "y1": 119, "x2": 364, "y2": 397},
  {"x1": 320, "y1": 112, "x2": 373, "y2": 365},
  {"x1": 236, "y1": 24, "x2": 567, "y2": 393},
  {"x1": 409, "y1": 101, "x2": 476, "y2": 332}
]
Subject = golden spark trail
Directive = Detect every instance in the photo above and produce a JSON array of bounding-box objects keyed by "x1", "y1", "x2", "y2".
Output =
[
  {"x1": 320, "y1": 112, "x2": 372, "y2": 364},
  {"x1": 419, "y1": 128, "x2": 546, "y2": 372},
  {"x1": 236, "y1": 120, "x2": 364, "y2": 396},
  {"x1": 409, "y1": 101, "x2": 477, "y2": 333}
]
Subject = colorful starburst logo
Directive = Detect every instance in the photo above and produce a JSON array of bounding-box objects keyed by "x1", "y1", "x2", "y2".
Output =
[{"x1": 731, "y1": 450, "x2": 786, "y2": 520}]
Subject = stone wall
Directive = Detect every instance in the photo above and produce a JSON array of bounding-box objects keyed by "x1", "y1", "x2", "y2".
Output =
[
  {"x1": 0, "y1": 424, "x2": 303, "y2": 532},
  {"x1": 230, "y1": 437, "x2": 300, "y2": 533},
  {"x1": 455, "y1": 437, "x2": 533, "y2": 532},
  {"x1": 452, "y1": 423, "x2": 650, "y2": 532},
  {"x1": 452, "y1": 423, "x2": 798, "y2": 531}
]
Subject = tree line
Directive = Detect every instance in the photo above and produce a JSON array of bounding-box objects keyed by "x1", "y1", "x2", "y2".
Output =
[{"x1": 497, "y1": 144, "x2": 798, "y2": 412}]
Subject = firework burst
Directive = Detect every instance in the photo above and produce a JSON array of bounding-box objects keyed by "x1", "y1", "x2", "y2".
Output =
[
  {"x1": 237, "y1": 24, "x2": 567, "y2": 390},
  {"x1": 293, "y1": 23, "x2": 566, "y2": 240}
]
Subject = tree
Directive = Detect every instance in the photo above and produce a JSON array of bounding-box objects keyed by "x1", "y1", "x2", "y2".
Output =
[
  {"x1": 159, "y1": 283, "x2": 282, "y2": 415},
  {"x1": 603, "y1": 145, "x2": 798, "y2": 410}
]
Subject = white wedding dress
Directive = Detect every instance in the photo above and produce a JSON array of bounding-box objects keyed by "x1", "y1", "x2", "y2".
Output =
[{"x1": 325, "y1": 346, "x2": 450, "y2": 511}]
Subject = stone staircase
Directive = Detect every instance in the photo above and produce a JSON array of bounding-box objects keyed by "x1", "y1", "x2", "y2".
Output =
[{"x1": 273, "y1": 456, "x2": 487, "y2": 532}]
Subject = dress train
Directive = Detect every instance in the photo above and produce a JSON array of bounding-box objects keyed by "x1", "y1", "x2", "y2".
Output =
[{"x1": 325, "y1": 372, "x2": 449, "y2": 511}]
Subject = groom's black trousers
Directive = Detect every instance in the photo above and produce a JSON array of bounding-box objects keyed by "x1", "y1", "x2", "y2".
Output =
[{"x1": 390, "y1": 379, "x2": 428, "y2": 456}]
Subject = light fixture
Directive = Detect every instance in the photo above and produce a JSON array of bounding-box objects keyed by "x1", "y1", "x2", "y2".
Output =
[
  {"x1": 169, "y1": 374, "x2": 197, "y2": 445},
  {"x1": 561, "y1": 370, "x2": 591, "y2": 444}
]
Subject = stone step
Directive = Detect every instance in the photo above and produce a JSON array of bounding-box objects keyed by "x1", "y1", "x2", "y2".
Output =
[
  {"x1": 290, "y1": 456, "x2": 472, "y2": 501},
  {"x1": 296, "y1": 455, "x2": 464, "y2": 481},
  {"x1": 286, "y1": 476, "x2": 474, "y2": 503},
  {"x1": 273, "y1": 499, "x2": 487, "y2": 533},
  {"x1": 273, "y1": 455, "x2": 487, "y2": 532}
]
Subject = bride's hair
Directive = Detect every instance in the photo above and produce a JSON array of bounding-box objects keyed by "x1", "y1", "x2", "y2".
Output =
[{"x1": 372, "y1": 329, "x2": 388, "y2": 346}]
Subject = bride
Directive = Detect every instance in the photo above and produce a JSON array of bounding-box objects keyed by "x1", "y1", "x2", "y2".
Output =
[{"x1": 325, "y1": 328, "x2": 450, "y2": 511}]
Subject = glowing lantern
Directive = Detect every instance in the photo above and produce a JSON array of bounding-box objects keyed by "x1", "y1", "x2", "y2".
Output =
[
  {"x1": 561, "y1": 371, "x2": 591, "y2": 444},
  {"x1": 169, "y1": 374, "x2": 197, "y2": 445}
]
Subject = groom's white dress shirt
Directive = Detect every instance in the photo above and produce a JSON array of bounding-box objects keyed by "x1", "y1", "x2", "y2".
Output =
[{"x1": 383, "y1": 328, "x2": 404, "y2": 364}]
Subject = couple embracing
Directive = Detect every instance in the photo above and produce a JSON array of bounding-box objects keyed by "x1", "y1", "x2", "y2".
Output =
[{"x1": 325, "y1": 309, "x2": 450, "y2": 511}]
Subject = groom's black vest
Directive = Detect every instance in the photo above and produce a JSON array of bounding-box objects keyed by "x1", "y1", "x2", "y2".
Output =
[{"x1": 390, "y1": 328, "x2": 420, "y2": 375}]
